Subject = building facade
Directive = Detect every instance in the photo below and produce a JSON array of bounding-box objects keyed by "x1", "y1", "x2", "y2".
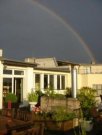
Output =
[{"x1": 0, "y1": 49, "x2": 102, "y2": 109}]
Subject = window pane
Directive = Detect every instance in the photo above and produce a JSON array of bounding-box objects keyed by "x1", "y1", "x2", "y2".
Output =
[
  {"x1": 97, "y1": 85, "x2": 101, "y2": 90},
  {"x1": 50, "y1": 75, "x2": 54, "y2": 89},
  {"x1": 61, "y1": 76, "x2": 65, "y2": 90},
  {"x1": 93, "y1": 84, "x2": 97, "y2": 89},
  {"x1": 35, "y1": 74, "x2": 40, "y2": 90},
  {"x1": 3, "y1": 78, "x2": 12, "y2": 97},
  {"x1": 93, "y1": 84, "x2": 102, "y2": 96},
  {"x1": 57, "y1": 75, "x2": 60, "y2": 90},
  {"x1": 44, "y1": 75, "x2": 48, "y2": 89},
  {"x1": 98, "y1": 90, "x2": 102, "y2": 95},
  {"x1": 14, "y1": 70, "x2": 24, "y2": 75},
  {"x1": 3, "y1": 70, "x2": 12, "y2": 74}
]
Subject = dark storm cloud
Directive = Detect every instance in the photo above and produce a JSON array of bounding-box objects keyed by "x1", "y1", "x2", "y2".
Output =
[
  {"x1": 36, "y1": 0, "x2": 102, "y2": 63},
  {"x1": 0, "y1": 0, "x2": 101, "y2": 63}
]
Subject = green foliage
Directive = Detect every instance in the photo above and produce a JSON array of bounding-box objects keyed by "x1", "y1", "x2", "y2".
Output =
[
  {"x1": 28, "y1": 91, "x2": 38, "y2": 102},
  {"x1": 65, "y1": 87, "x2": 72, "y2": 97},
  {"x1": 52, "y1": 93, "x2": 65, "y2": 99},
  {"x1": 45, "y1": 107, "x2": 76, "y2": 121},
  {"x1": 77, "y1": 87, "x2": 96, "y2": 119},
  {"x1": 44, "y1": 86, "x2": 65, "y2": 99},
  {"x1": 44, "y1": 86, "x2": 56, "y2": 98},
  {"x1": 5, "y1": 93, "x2": 18, "y2": 103},
  {"x1": 44, "y1": 85, "x2": 66, "y2": 99},
  {"x1": 52, "y1": 111, "x2": 75, "y2": 121},
  {"x1": 44, "y1": 92, "x2": 65, "y2": 100},
  {"x1": 36, "y1": 89, "x2": 44, "y2": 97}
]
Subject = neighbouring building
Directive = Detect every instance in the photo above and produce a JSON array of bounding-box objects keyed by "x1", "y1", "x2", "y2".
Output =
[{"x1": 0, "y1": 49, "x2": 102, "y2": 109}]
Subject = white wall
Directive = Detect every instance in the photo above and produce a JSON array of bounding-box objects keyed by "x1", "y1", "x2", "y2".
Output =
[
  {"x1": 24, "y1": 67, "x2": 34, "y2": 100},
  {"x1": 0, "y1": 61, "x2": 3, "y2": 109}
]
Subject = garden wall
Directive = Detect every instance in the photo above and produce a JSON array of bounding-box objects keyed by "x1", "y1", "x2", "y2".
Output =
[{"x1": 41, "y1": 97, "x2": 80, "y2": 112}]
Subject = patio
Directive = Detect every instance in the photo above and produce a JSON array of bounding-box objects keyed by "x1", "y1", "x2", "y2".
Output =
[{"x1": 0, "y1": 108, "x2": 102, "y2": 135}]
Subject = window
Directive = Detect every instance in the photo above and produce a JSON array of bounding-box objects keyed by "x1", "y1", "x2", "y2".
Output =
[
  {"x1": 35, "y1": 74, "x2": 40, "y2": 90},
  {"x1": 61, "y1": 76, "x2": 65, "y2": 89},
  {"x1": 57, "y1": 75, "x2": 65, "y2": 90},
  {"x1": 3, "y1": 70, "x2": 12, "y2": 74},
  {"x1": 57, "y1": 75, "x2": 60, "y2": 90},
  {"x1": 3, "y1": 78, "x2": 12, "y2": 97},
  {"x1": 44, "y1": 75, "x2": 48, "y2": 89},
  {"x1": 14, "y1": 70, "x2": 24, "y2": 75},
  {"x1": 49, "y1": 75, "x2": 54, "y2": 89},
  {"x1": 93, "y1": 84, "x2": 102, "y2": 96}
]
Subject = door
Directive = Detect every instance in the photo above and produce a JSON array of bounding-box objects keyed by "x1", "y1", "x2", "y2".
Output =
[{"x1": 14, "y1": 78, "x2": 23, "y2": 103}]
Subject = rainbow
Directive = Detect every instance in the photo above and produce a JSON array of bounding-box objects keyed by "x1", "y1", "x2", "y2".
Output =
[{"x1": 31, "y1": 0, "x2": 96, "y2": 63}]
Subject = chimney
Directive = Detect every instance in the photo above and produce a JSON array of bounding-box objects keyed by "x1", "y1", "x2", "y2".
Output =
[{"x1": 0, "y1": 49, "x2": 3, "y2": 57}]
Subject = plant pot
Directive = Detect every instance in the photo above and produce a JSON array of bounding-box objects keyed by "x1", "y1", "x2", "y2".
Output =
[
  {"x1": 81, "y1": 120, "x2": 93, "y2": 132},
  {"x1": 8, "y1": 101, "x2": 12, "y2": 109},
  {"x1": 29, "y1": 102, "x2": 37, "y2": 111}
]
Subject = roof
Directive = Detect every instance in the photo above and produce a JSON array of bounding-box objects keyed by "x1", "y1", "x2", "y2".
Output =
[
  {"x1": 25, "y1": 57, "x2": 58, "y2": 68},
  {"x1": 0, "y1": 57, "x2": 79, "y2": 71},
  {"x1": 1, "y1": 58, "x2": 37, "y2": 68},
  {"x1": 79, "y1": 63, "x2": 102, "y2": 66},
  {"x1": 35, "y1": 67, "x2": 70, "y2": 73},
  {"x1": 57, "y1": 60, "x2": 79, "y2": 66}
]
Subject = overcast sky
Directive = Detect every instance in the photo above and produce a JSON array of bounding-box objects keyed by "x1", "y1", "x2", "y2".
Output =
[{"x1": 0, "y1": 0, "x2": 102, "y2": 63}]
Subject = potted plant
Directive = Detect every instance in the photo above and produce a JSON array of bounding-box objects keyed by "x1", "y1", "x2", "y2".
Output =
[
  {"x1": 28, "y1": 91, "x2": 38, "y2": 111},
  {"x1": 77, "y1": 87, "x2": 96, "y2": 131},
  {"x1": 43, "y1": 106, "x2": 76, "y2": 132},
  {"x1": 5, "y1": 92, "x2": 18, "y2": 109}
]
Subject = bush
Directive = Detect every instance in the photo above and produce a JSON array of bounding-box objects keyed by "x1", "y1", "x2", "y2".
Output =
[
  {"x1": 65, "y1": 87, "x2": 72, "y2": 97},
  {"x1": 28, "y1": 91, "x2": 38, "y2": 102},
  {"x1": 77, "y1": 87, "x2": 96, "y2": 120},
  {"x1": 44, "y1": 106, "x2": 76, "y2": 121},
  {"x1": 5, "y1": 93, "x2": 18, "y2": 103}
]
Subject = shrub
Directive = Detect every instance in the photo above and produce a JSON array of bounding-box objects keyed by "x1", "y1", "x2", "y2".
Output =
[
  {"x1": 5, "y1": 93, "x2": 18, "y2": 103},
  {"x1": 44, "y1": 106, "x2": 76, "y2": 121},
  {"x1": 28, "y1": 91, "x2": 38, "y2": 102},
  {"x1": 77, "y1": 87, "x2": 96, "y2": 120}
]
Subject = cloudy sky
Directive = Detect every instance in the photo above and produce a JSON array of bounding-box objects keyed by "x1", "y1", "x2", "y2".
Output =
[{"x1": 0, "y1": 0, "x2": 102, "y2": 63}]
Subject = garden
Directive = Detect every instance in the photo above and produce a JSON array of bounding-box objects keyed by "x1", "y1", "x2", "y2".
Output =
[{"x1": 3, "y1": 86, "x2": 102, "y2": 135}]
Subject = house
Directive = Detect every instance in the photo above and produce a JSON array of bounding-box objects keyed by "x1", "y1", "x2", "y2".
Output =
[
  {"x1": 78, "y1": 63, "x2": 102, "y2": 96},
  {"x1": 0, "y1": 49, "x2": 102, "y2": 109}
]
